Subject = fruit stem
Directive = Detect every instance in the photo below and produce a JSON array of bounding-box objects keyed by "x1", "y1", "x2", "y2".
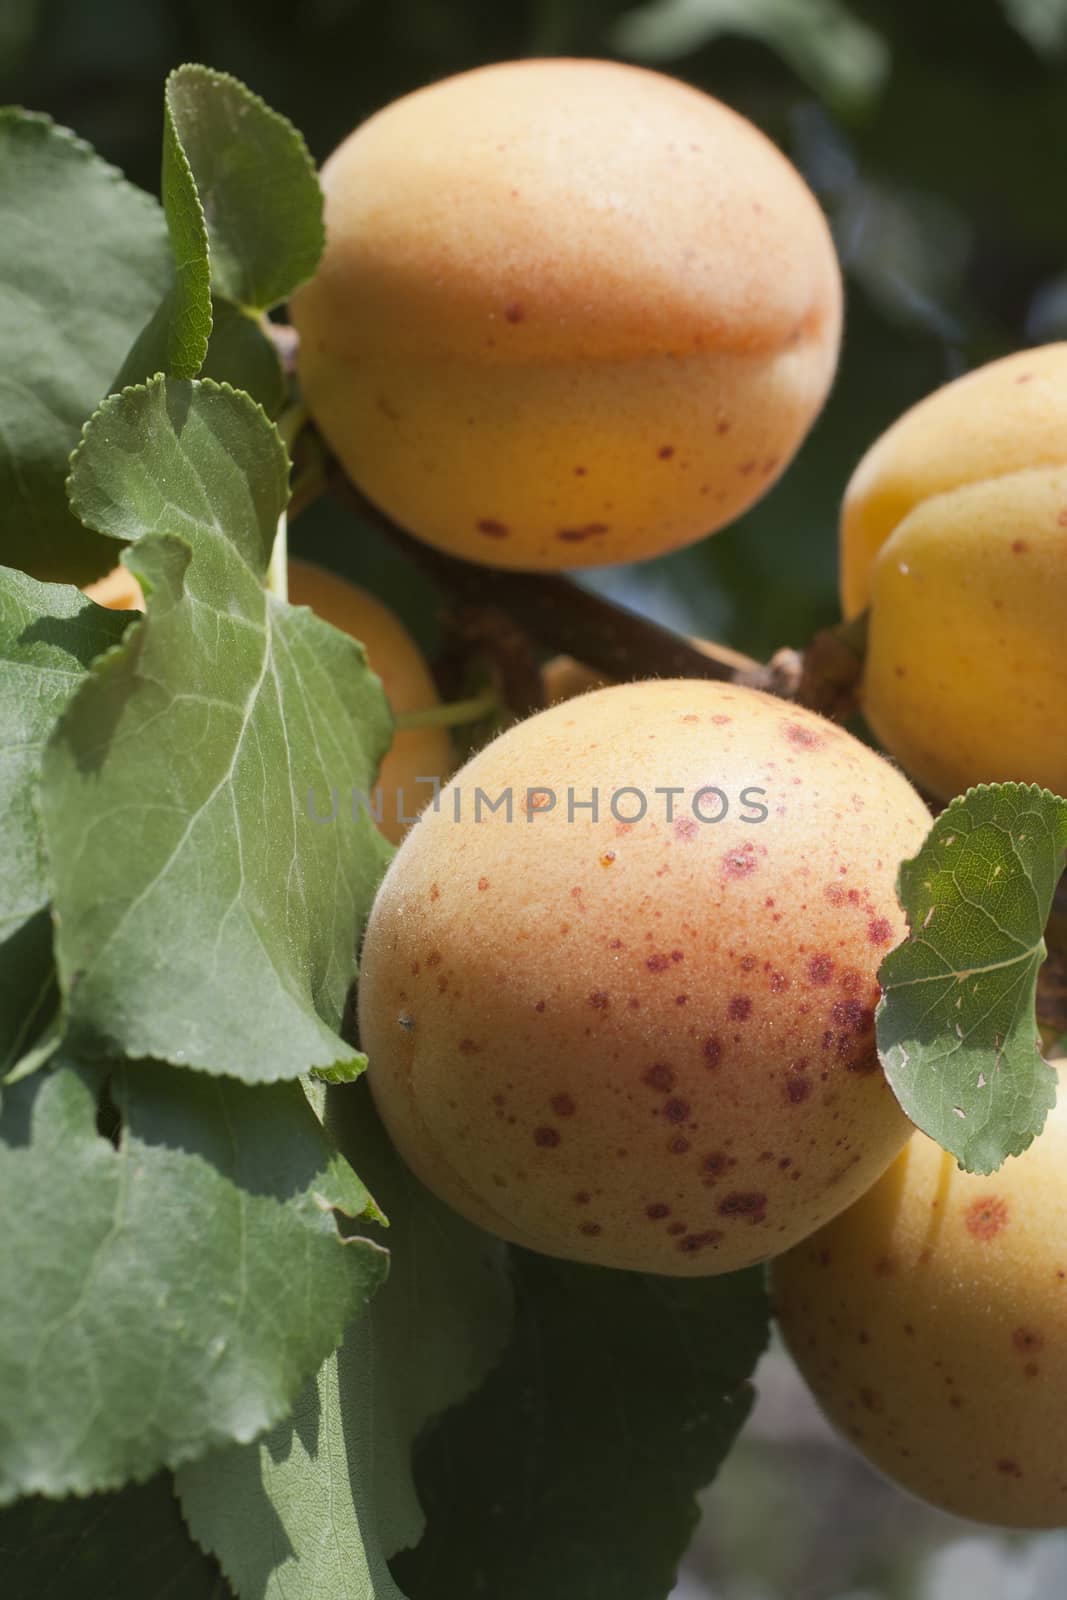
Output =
[
  {"x1": 266, "y1": 405, "x2": 313, "y2": 601},
  {"x1": 267, "y1": 514, "x2": 288, "y2": 601},
  {"x1": 289, "y1": 456, "x2": 328, "y2": 520},
  {"x1": 394, "y1": 684, "x2": 500, "y2": 731},
  {"x1": 277, "y1": 402, "x2": 309, "y2": 454}
]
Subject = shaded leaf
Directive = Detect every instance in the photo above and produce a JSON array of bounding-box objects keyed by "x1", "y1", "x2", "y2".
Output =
[
  {"x1": 614, "y1": 0, "x2": 889, "y2": 114},
  {"x1": 0, "y1": 568, "x2": 132, "y2": 1075},
  {"x1": 116, "y1": 294, "x2": 285, "y2": 414},
  {"x1": 0, "y1": 1059, "x2": 387, "y2": 1504},
  {"x1": 0, "y1": 111, "x2": 170, "y2": 582},
  {"x1": 1000, "y1": 0, "x2": 1067, "y2": 58},
  {"x1": 200, "y1": 300, "x2": 286, "y2": 416},
  {"x1": 327, "y1": 1084, "x2": 514, "y2": 1557},
  {"x1": 176, "y1": 1088, "x2": 513, "y2": 1599},
  {"x1": 177, "y1": 1327, "x2": 409, "y2": 1600},
  {"x1": 0, "y1": 1475, "x2": 231, "y2": 1600},
  {"x1": 394, "y1": 1253, "x2": 770, "y2": 1600},
  {"x1": 43, "y1": 378, "x2": 392, "y2": 1082},
  {"x1": 165, "y1": 65, "x2": 324, "y2": 311},
  {"x1": 878, "y1": 783, "x2": 1067, "y2": 1173}
]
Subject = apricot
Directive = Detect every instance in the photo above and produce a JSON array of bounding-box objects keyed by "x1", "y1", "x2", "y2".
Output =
[
  {"x1": 358, "y1": 679, "x2": 930, "y2": 1276},
  {"x1": 287, "y1": 558, "x2": 451, "y2": 844},
  {"x1": 82, "y1": 565, "x2": 146, "y2": 611},
  {"x1": 85, "y1": 558, "x2": 451, "y2": 846},
  {"x1": 772, "y1": 1083, "x2": 1067, "y2": 1527},
  {"x1": 291, "y1": 58, "x2": 842, "y2": 572},
  {"x1": 840, "y1": 344, "x2": 1067, "y2": 800}
]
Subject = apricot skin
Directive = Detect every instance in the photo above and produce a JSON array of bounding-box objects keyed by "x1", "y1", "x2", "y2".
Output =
[
  {"x1": 287, "y1": 559, "x2": 451, "y2": 845},
  {"x1": 82, "y1": 565, "x2": 146, "y2": 612},
  {"x1": 358, "y1": 679, "x2": 930, "y2": 1276},
  {"x1": 772, "y1": 1088, "x2": 1067, "y2": 1528},
  {"x1": 291, "y1": 58, "x2": 842, "y2": 572},
  {"x1": 840, "y1": 344, "x2": 1067, "y2": 800}
]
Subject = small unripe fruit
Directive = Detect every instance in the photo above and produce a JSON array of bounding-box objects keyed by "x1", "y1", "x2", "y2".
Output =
[
  {"x1": 841, "y1": 344, "x2": 1067, "y2": 800},
  {"x1": 358, "y1": 679, "x2": 929, "y2": 1276},
  {"x1": 773, "y1": 1086, "x2": 1067, "y2": 1527},
  {"x1": 292, "y1": 58, "x2": 842, "y2": 572},
  {"x1": 287, "y1": 559, "x2": 451, "y2": 844}
]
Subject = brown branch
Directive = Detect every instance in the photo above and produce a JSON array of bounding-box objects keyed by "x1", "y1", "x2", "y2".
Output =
[
  {"x1": 328, "y1": 466, "x2": 863, "y2": 716},
  {"x1": 1041, "y1": 880, "x2": 1067, "y2": 1058}
]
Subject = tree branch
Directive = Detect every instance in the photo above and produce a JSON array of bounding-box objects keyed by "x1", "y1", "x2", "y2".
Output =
[{"x1": 327, "y1": 465, "x2": 864, "y2": 721}]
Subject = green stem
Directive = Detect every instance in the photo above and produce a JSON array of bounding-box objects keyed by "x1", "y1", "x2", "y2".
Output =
[
  {"x1": 289, "y1": 455, "x2": 328, "y2": 520},
  {"x1": 265, "y1": 408, "x2": 310, "y2": 601},
  {"x1": 394, "y1": 684, "x2": 500, "y2": 731},
  {"x1": 277, "y1": 402, "x2": 309, "y2": 454},
  {"x1": 267, "y1": 512, "x2": 288, "y2": 601}
]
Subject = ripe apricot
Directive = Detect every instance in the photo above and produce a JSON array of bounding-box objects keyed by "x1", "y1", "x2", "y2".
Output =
[
  {"x1": 292, "y1": 59, "x2": 842, "y2": 571},
  {"x1": 773, "y1": 1084, "x2": 1067, "y2": 1526},
  {"x1": 840, "y1": 344, "x2": 1067, "y2": 800},
  {"x1": 358, "y1": 679, "x2": 929, "y2": 1275}
]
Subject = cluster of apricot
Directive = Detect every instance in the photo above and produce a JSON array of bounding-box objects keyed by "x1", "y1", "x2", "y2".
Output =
[{"x1": 95, "y1": 60, "x2": 1066, "y2": 1527}]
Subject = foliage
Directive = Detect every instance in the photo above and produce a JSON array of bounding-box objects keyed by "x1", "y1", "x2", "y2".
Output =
[
  {"x1": 879, "y1": 786, "x2": 1067, "y2": 1172},
  {"x1": 0, "y1": 14, "x2": 1065, "y2": 1599}
]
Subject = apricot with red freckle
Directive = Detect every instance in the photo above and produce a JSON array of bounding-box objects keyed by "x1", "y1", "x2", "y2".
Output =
[
  {"x1": 773, "y1": 1079, "x2": 1067, "y2": 1525},
  {"x1": 358, "y1": 679, "x2": 929, "y2": 1275},
  {"x1": 840, "y1": 343, "x2": 1067, "y2": 799},
  {"x1": 291, "y1": 58, "x2": 841, "y2": 572}
]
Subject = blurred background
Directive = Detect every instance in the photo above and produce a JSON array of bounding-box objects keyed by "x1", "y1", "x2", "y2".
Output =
[{"x1": 5, "y1": 1, "x2": 1066, "y2": 1593}]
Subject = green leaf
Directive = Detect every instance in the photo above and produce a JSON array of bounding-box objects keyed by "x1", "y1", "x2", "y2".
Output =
[
  {"x1": 176, "y1": 1088, "x2": 514, "y2": 1599},
  {"x1": 326, "y1": 1084, "x2": 514, "y2": 1558},
  {"x1": 311, "y1": 1053, "x2": 370, "y2": 1086},
  {"x1": 1000, "y1": 0, "x2": 1067, "y2": 58},
  {"x1": 613, "y1": 0, "x2": 890, "y2": 114},
  {"x1": 116, "y1": 294, "x2": 286, "y2": 414},
  {"x1": 0, "y1": 569, "x2": 132, "y2": 1075},
  {"x1": 165, "y1": 64, "x2": 325, "y2": 312},
  {"x1": 67, "y1": 374, "x2": 286, "y2": 571},
  {"x1": 0, "y1": 1059, "x2": 387, "y2": 1505},
  {"x1": 200, "y1": 300, "x2": 286, "y2": 416},
  {"x1": 42, "y1": 378, "x2": 393, "y2": 1082},
  {"x1": 394, "y1": 1254, "x2": 770, "y2": 1600},
  {"x1": 878, "y1": 783, "x2": 1067, "y2": 1174},
  {"x1": 159, "y1": 70, "x2": 213, "y2": 377},
  {"x1": 113, "y1": 67, "x2": 292, "y2": 407},
  {"x1": 177, "y1": 1327, "x2": 409, "y2": 1600},
  {"x1": 0, "y1": 1476, "x2": 231, "y2": 1599},
  {"x1": 0, "y1": 111, "x2": 171, "y2": 582},
  {"x1": 110, "y1": 66, "x2": 220, "y2": 389}
]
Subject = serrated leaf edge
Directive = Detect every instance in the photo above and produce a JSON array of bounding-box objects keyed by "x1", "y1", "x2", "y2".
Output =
[
  {"x1": 64, "y1": 373, "x2": 292, "y2": 548},
  {"x1": 167, "y1": 63, "x2": 325, "y2": 310}
]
